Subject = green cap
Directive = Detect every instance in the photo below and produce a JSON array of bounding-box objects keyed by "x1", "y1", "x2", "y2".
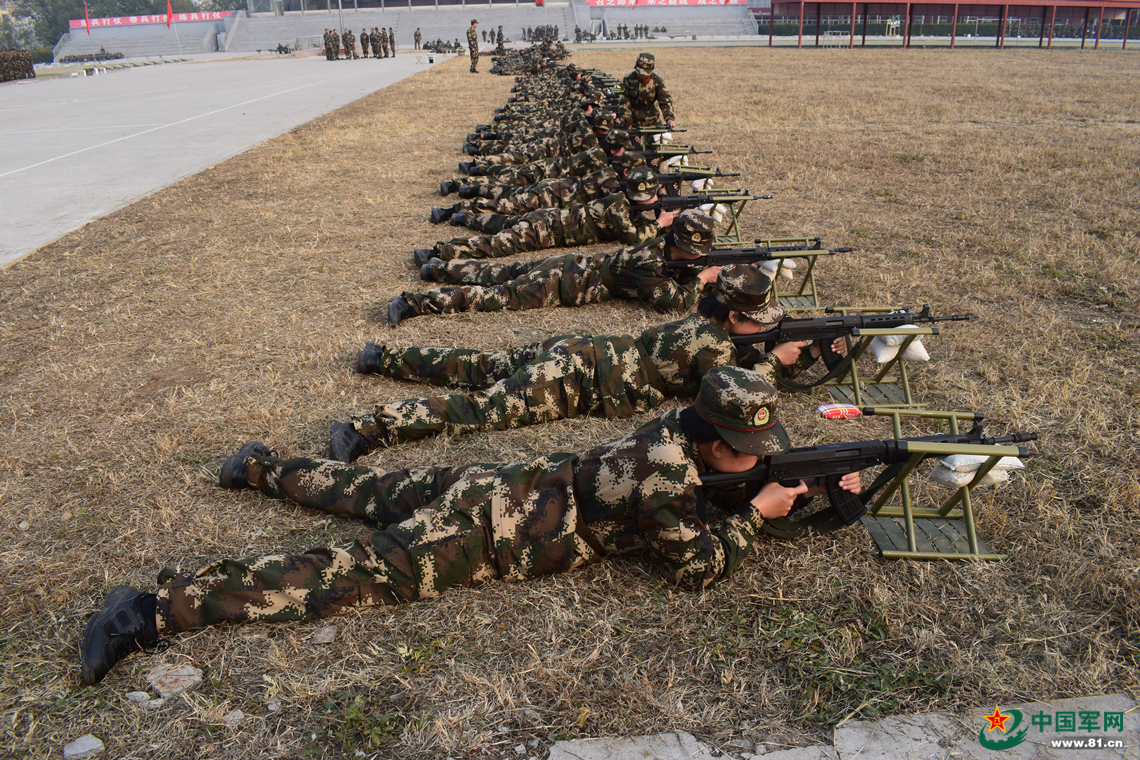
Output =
[
  {"x1": 695, "y1": 367, "x2": 789, "y2": 456},
  {"x1": 671, "y1": 208, "x2": 715, "y2": 256},
  {"x1": 635, "y1": 52, "x2": 655, "y2": 71},
  {"x1": 626, "y1": 167, "x2": 659, "y2": 203},
  {"x1": 593, "y1": 110, "x2": 616, "y2": 131},
  {"x1": 715, "y1": 264, "x2": 784, "y2": 327}
]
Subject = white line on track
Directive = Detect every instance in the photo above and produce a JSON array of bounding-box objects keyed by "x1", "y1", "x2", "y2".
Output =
[
  {"x1": 0, "y1": 79, "x2": 326, "y2": 179},
  {"x1": 0, "y1": 125, "x2": 169, "y2": 134}
]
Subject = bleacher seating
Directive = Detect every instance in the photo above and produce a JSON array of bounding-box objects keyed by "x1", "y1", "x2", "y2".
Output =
[
  {"x1": 225, "y1": 6, "x2": 577, "y2": 52},
  {"x1": 56, "y1": 22, "x2": 220, "y2": 59}
]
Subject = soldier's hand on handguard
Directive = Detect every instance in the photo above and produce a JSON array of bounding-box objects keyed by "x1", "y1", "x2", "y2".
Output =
[
  {"x1": 696, "y1": 265, "x2": 723, "y2": 285},
  {"x1": 809, "y1": 337, "x2": 847, "y2": 359},
  {"x1": 771, "y1": 340, "x2": 812, "y2": 366},
  {"x1": 751, "y1": 481, "x2": 809, "y2": 519},
  {"x1": 667, "y1": 119, "x2": 676, "y2": 128},
  {"x1": 656, "y1": 208, "x2": 677, "y2": 228}
]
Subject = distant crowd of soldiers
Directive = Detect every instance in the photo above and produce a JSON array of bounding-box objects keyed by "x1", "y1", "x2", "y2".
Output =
[
  {"x1": 523, "y1": 25, "x2": 560, "y2": 42},
  {"x1": 1, "y1": 49, "x2": 35, "y2": 82},
  {"x1": 322, "y1": 26, "x2": 398, "y2": 60},
  {"x1": 423, "y1": 38, "x2": 466, "y2": 54},
  {"x1": 609, "y1": 24, "x2": 662, "y2": 40},
  {"x1": 487, "y1": 37, "x2": 569, "y2": 76}
]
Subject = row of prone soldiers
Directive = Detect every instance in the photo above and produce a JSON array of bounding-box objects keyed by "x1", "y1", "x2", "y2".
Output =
[
  {"x1": 487, "y1": 38, "x2": 570, "y2": 76},
  {"x1": 424, "y1": 38, "x2": 466, "y2": 54},
  {"x1": 323, "y1": 26, "x2": 396, "y2": 60},
  {"x1": 80, "y1": 55, "x2": 860, "y2": 689},
  {"x1": 0, "y1": 49, "x2": 35, "y2": 83}
]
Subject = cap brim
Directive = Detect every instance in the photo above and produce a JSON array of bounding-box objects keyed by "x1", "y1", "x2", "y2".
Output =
[
  {"x1": 672, "y1": 234, "x2": 712, "y2": 256},
  {"x1": 717, "y1": 418, "x2": 790, "y2": 457}
]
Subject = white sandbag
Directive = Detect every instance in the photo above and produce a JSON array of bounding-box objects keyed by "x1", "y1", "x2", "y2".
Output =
[
  {"x1": 939, "y1": 454, "x2": 1026, "y2": 473},
  {"x1": 664, "y1": 155, "x2": 683, "y2": 168},
  {"x1": 928, "y1": 463, "x2": 1014, "y2": 489},
  {"x1": 869, "y1": 337, "x2": 900, "y2": 363},
  {"x1": 760, "y1": 260, "x2": 779, "y2": 274},
  {"x1": 880, "y1": 324, "x2": 923, "y2": 347},
  {"x1": 900, "y1": 340, "x2": 930, "y2": 362},
  {"x1": 691, "y1": 178, "x2": 714, "y2": 191}
]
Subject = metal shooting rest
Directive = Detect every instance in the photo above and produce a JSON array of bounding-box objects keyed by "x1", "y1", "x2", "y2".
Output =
[
  {"x1": 763, "y1": 409, "x2": 1026, "y2": 562},
  {"x1": 713, "y1": 236, "x2": 836, "y2": 312}
]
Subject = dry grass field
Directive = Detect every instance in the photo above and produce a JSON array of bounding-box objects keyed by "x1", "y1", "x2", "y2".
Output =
[{"x1": 1, "y1": 46, "x2": 1138, "y2": 759}]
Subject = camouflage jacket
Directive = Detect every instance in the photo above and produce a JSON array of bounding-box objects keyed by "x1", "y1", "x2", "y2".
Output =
[
  {"x1": 599, "y1": 236, "x2": 708, "y2": 313},
  {"x1": 562, "y1": 192, "x2": 660, "y2": 247},
  {"x1": 639, "y1": 312, "x2": 779, "y2": 395},
  {"x1": 620, "y1": 71, "x2": 675, "y2": 126},
  {"x1": 467, "y1": 27, "x2": 479, "y2": 50},
  {"x1": 475, "y1": 167, "x2": 620, "y2": 216},
  {"x1": 574, "y1": 409, "x2": 765, "y2": 588}
]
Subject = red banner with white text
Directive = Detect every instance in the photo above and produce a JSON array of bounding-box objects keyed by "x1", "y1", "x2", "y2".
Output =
[{"x1": 69, "y1": 11, "x2": 231, "y2": 29}]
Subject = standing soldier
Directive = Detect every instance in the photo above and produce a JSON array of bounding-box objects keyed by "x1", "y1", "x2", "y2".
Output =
[
  {"x1": 388, "y1": 27, "x2": 396, "y2": 55},
  {"x1": 323, "y1": 29, "x2": 333, "y2": 60},
  {"x1": 575, "y1": 26, "x2": 582, "y2": 43},
  {"x1": 381, "y1": 28, "x2": 390, "y2": 58},
  {"x1": 414, "y1": 27, "x2": 422, "y2": 49},
  {"x1": 496, "y1": 25, "x2": 505, "y2": 52},
  {"x1": 360, "y1": 28, "x2": 370, "y2": 57},
  {"x1": 621, "y1": 53, "x2": 676, "y2": 129},
  {"x1": 341, "y1": 28, "x2": 356, "y2": 60},
  {"x1": 371, "y1": 28, "x2": 382, "y2": 59},
  {"x1": 467, "y1": 19, "x2": 480, "y2": 73}
]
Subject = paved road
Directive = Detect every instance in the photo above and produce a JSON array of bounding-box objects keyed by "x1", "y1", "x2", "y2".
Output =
[{"x1": 0, "y1": 54, "x2": 437, "y2": 267}]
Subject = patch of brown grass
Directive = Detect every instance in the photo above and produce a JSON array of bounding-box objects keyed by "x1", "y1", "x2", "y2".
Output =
[{"x1": 1, "y1": 47, "x2": 1138, "y2": 759}]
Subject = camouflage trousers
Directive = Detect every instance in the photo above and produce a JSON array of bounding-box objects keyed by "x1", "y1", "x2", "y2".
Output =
[
  {"x1": 405, "y1": 252, "x2": 610, "y2": 316},
  {"x1": 469, "y1": 49, "x2": 479, "y2": 72},
  {"x1": 456, "y1": 177, "x2": 591, "y2": 219},
  {"x1": 155, "y1": 455, "x2": 601, "y2": 633},
  {"x1": 475, "y1": 140, "x2": 557, "y2": 168},
  {"x1": 436, "y1": 208, "x2": 600, "y2": 260},
  {"x1": 349, "y1": 334, "x2": 664, "y2": 448}
]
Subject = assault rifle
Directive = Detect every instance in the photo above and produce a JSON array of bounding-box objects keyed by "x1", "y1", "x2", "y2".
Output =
[
  {"x1": 620, "y1": 168, "x2": 741, "y2": 193},
  {"x1": 698, "y1": 427, "x2": 1037, "y2": 525},
  {"x1": 626, "y1": 146, "x2": 712, "y2": 161},
  {"x1": 663, "y1": 238, "x2": 848, "y2": 269},
  {"x1": 636, "y1": 191, "x2": 763, "y2": 213}
]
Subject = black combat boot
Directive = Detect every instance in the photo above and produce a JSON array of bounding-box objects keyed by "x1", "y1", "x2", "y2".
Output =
[
  {"x1": 420, "y1": 260, "x2": 445, "y2": 281},
  {"x1": 457, "y1": 185, "x2": 479, "y2": 199},
  {"x1": 355, "y1": 342, "x2": 385, "y2": 374},
  {"x1": 430, "y1": 207, "x2": 456, "y2": 224},
  {"x1": 448, "y1": 211, "x2": 469, "y2": 227},
  {"x1": 329, "y1": 422, "x2": 373, "y2": 463},
  {"x1": 475, "y1": 124, "x2": 491, "y2": 131},
  {"x1": 462, "y1": 142, "x2": 479, "y2": 156},
  {"x1": 457, "y1": 161, "x2": 477, "y2": 175},
  {"x1": 80, "y1": 586, "x2": 160, "y2": 685},
  {"x1": 386, "y1": 295, "x2": 418, "y2": 327},
  {"x1": 440, "y1": 180, "x2": 459, "y2": 196},
  {"x1": 218, "y1": 441, "x2": 272, "y2": 489},
  {"x1": 412, "y1": 248, "x2": 440, "y2": 267}
]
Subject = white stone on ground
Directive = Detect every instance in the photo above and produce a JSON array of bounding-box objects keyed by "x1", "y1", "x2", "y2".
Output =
[
  {"x1": 145, "y1": 663, "x2": 203, "y2": 700},
  {"x1": 62, "y1": 734, "x2": 104, "y2": 759}
]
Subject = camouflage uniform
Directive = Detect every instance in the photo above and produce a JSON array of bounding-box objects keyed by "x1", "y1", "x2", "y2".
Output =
[
  {"x1": 456, "y1": 167, "x2": 621, "y2": 219},
  {"x1": 342, "y1": 30, "x2": 357, "y2": 60},
  {"x1": 388, "y1": 28, "x2": 396, "y2": 54},
  {"x1": 621, "y1": 54, "x2": 675, "y2": 129},
  {"x1": 467, "y1": 24, "x2": 480, "y2": 72},
  {"x1": 472, "y1": 118, "x2": 600, "y2": 167},
  {"x1": 433, "y1": 192, "x2": 659, "y2": 261},
  {"x1": 456, "y1": 146, "x2": 613, "y2": 201},
  {"x1": 496, "y1": 27, "x2": 505, "y2": 52},
  {"x1": 371, "y1": 29, "x2": 382, "y2": 58},
  {"x1": 405, "y1": 236, "x2": 700, "y2": 318},
  {"x1": 155, "y1": 369, "x2": 784, "y2": 633},
  {"x1": 414, "y1": 29, "x2": 421, "y2": 49},
  {"x1": 359, "y1": 29, "x2": 370, "y2": 57}
]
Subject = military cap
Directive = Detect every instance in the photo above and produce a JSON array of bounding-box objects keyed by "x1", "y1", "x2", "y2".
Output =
[
  {"x1": 714, "y1": 264, "x2": 784, "y2": 327},
  {"x1": 670, "y1": 208, "x2": 715, "y2": 256},
  {"x1": 635, "y1": 52, "x2": 655, "y2": 72},
  {"x1": 626, "y1": 167, "x2": 660, "y2": 203},
  {"x1": 695, "y1": 367, "x2": 789, "y2": 456},
  {"x1": 593, "y1": 110, "x2": 616, "y2": 131},
  {"x1": 605, "y1": 128, "x2": 638, "y2": 151}
]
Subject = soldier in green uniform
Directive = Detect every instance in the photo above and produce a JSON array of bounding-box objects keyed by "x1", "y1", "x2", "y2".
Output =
[
  {"x1": 342, "y1": 29, "x2": 356, "y2": 60},
  {"x1": 388, "y1": 27, "x2": 396, "y2": 54},
  {"x1": 391, "y1": 207, "x2": 711, "y2": 327},
  {"x1": 371, "y1": 28, "x2": 383, "y2": 59},
  {"x1": 496, "y1": 25, "x2": 505, "y2": 53},
  {"x1": 359, "y1": 28, "x2": 370, "y2": 57},
  {"x1": 621, "y1": 53, "x2": 675, "y2": 129},
  {"x1": 333, "y1": 265, "x2": 839, "y2": 462},
  {"x1": 414, "y1": 165, "x2": 665, "y2": 266},
  {"x1": 468, "y1": 20, "x2": 480, "y2": 73},
  {"x1": 414, "y1": 28, "x2": 422, "y2": 49},
  {"x1": 78, "y1": 368, "x2": 862, "y2": 685}
]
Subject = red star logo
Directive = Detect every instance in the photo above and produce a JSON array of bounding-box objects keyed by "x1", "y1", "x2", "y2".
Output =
[{"x1": 984, "y1": 706, "x2": 1011, "y2": 733}]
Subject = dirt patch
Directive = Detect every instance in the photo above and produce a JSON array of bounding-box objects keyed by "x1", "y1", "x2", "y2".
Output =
[{"x1": 0, "y1": 47, "x2": 1138, "y2": 759}]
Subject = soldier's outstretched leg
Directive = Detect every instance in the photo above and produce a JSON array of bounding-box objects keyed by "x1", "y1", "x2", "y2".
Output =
[
  {"x1": 421, "y1": 255, "x2": 554, "y2": 286},
  {"x1": 350, "y1": 337, "x2": 600, "y2": 447},
  {"x1": 357, "y1": 338, "x2": 561, "y2": 387},
  {"x1": 435, "y1": 209, "x2": 561, "y2": 260}
]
